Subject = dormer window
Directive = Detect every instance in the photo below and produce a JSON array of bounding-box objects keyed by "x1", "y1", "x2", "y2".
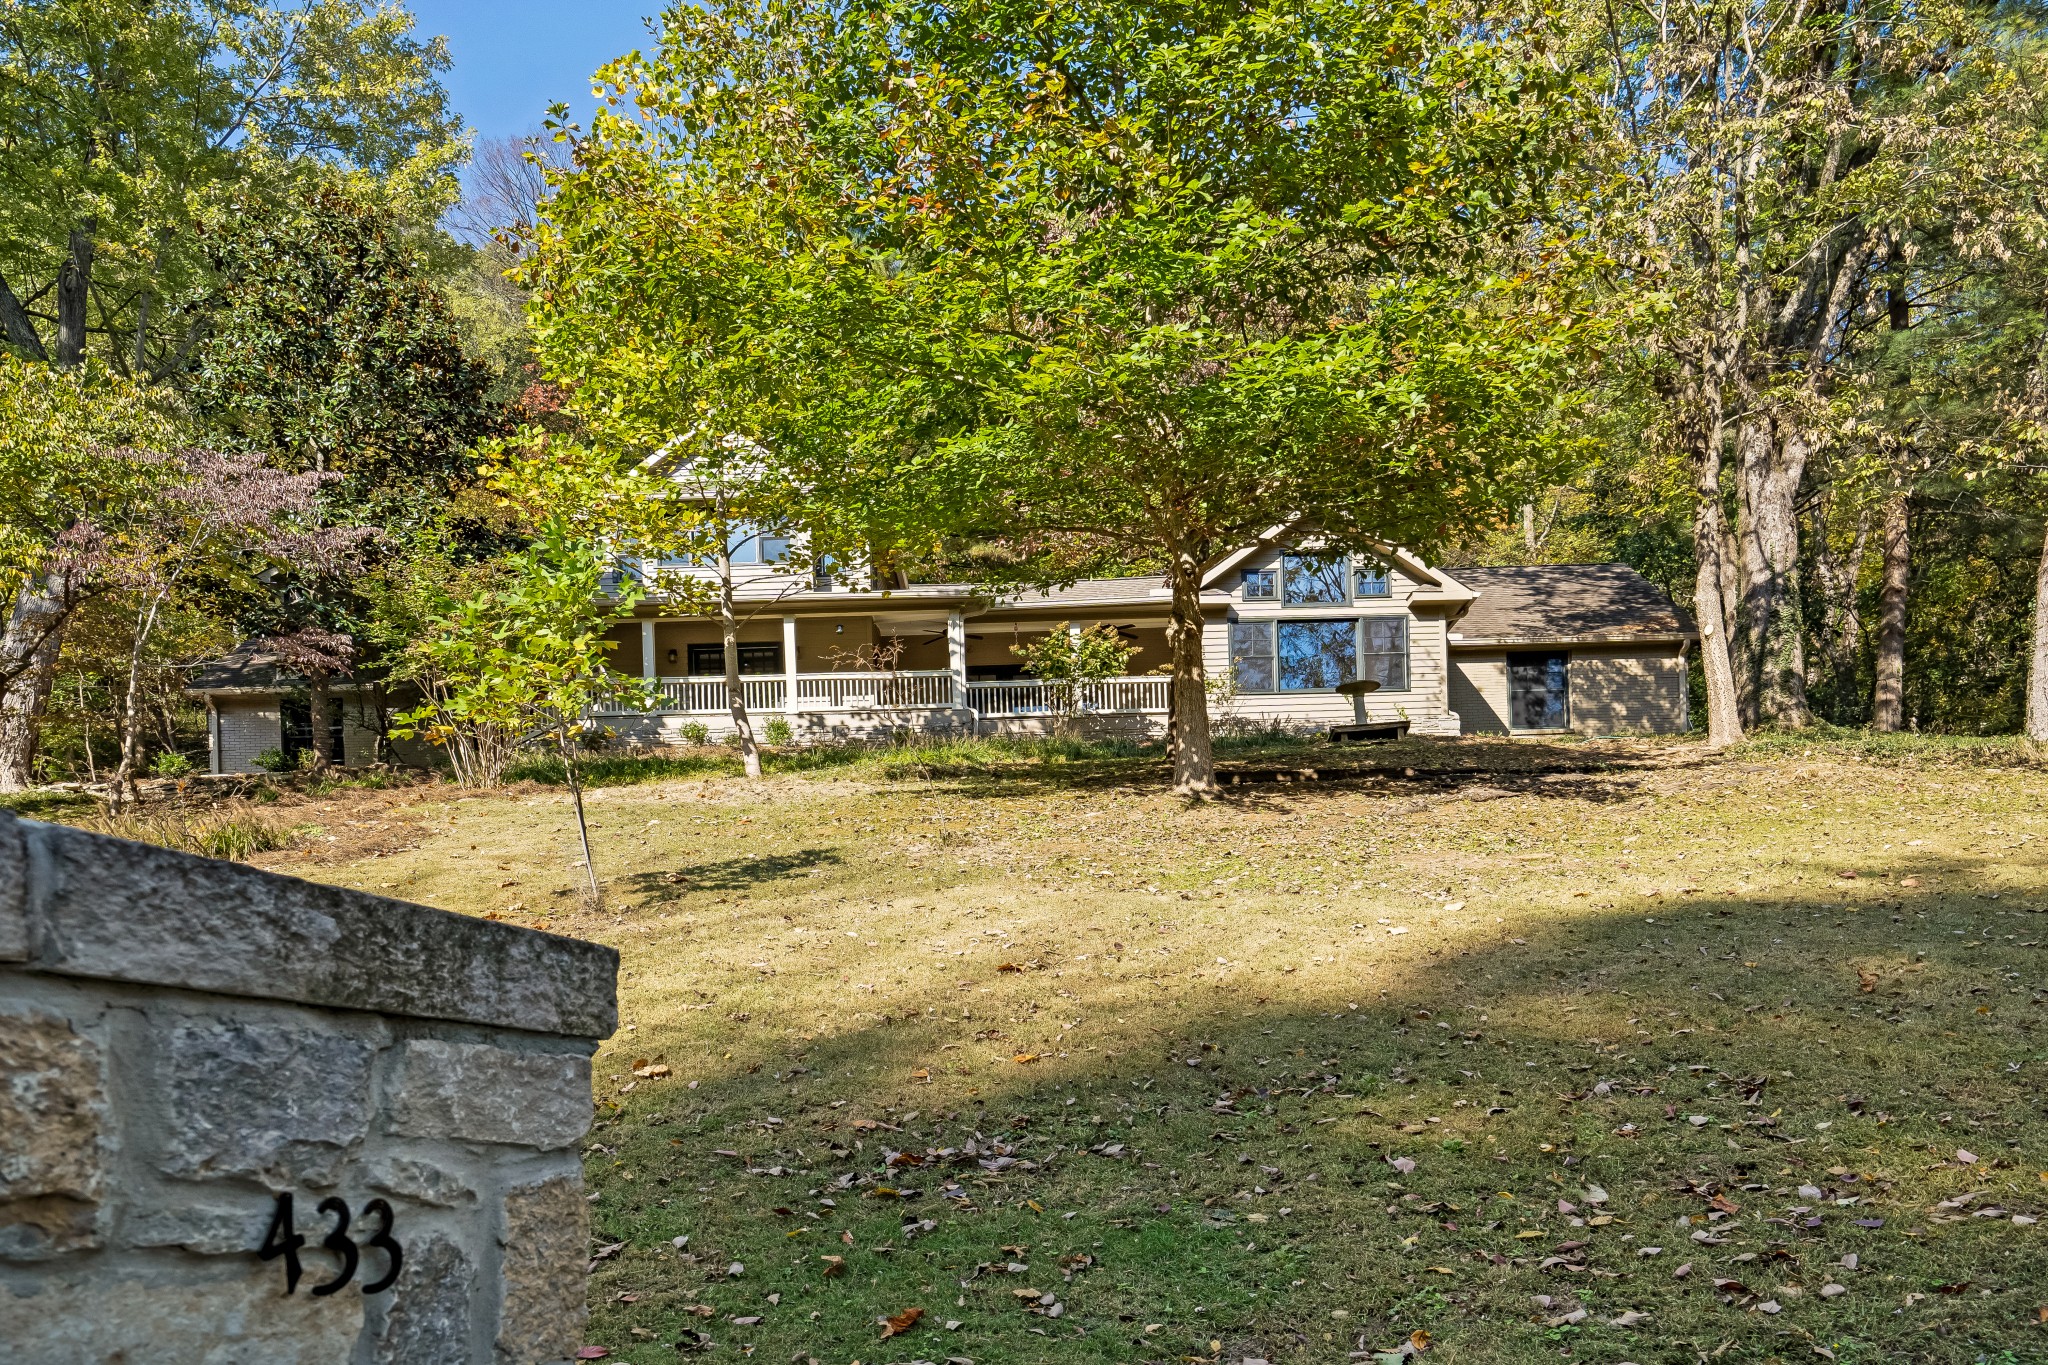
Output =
[
  {"x1": 1354, "y1": 559, "x2": 1391, "y2": 597},
  {"x1": 1242, "y1": 568, "x2": 1277, "y2": 600}
]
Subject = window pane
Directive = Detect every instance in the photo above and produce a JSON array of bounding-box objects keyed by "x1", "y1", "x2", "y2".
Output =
[
  {"x1": 1242, "y1": 569, "x2": 1276, "y2": 600},
  {"x1": 728, "y1": 524, "x2": 760, "y2": 565},
  {"x1": 1283, "y1": 554, "x2": 1348, "y2": 604},
  {"x1": 1359, "y1": 617, "x2": 1407, "y2": 691},
  {"x1": 759, "y1": 532, "x2": 792, "y2": 564},
  {"x1": 1354, "y1": 560, "x2": 1390, "y2": 597},
  {"x1": 1230, "y1": 622, "x2": 1275, "y2": 692},
  {"x1": 1278, "y1": 619, "x2": 1356, "y2": 689}
]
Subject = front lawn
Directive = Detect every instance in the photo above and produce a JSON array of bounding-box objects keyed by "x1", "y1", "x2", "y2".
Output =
[{"x1": 255, "y1": 735, "x2": 2048, "y2": 1364}]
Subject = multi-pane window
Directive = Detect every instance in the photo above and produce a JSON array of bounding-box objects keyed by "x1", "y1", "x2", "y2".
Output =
[
  {"x1": 1354, "y1": 559, "x2": 1391, "y2": 597},
  {"x1": 1359, "y1": 617, "x2": 1408, "y2": 691},
  {"x1": 1230, "y1": 622, "x2": 1276, "y2": 691},
  {"x1": 1228, "y1": 617, "x2": 1409, "y2": 693},
  {"x1": 1242, "y1": 568, "x2": 1277, "y2": 600},
  {"x1": 1282, "y1": 554, "x2": 1349, "y2": 604},
  {"x1": 688, "y1": 642, "x2": 784, "y2": 676}
]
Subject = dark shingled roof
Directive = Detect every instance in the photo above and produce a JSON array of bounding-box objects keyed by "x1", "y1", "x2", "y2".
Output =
[
  {"x1": 1449, "y1": 564, "x2": 1695, "y2": 646},
  {"x1": 184, "y1": 640, "x2": 379, "y2": 694}
]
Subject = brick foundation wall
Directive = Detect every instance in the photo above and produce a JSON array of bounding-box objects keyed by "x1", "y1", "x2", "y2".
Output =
[{"x1": 0, "y1": 813, "x2": 617, "y2": 1364}]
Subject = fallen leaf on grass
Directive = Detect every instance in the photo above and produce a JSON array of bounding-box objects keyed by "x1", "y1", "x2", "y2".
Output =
[
  {"x1": 1605, "y1": 1311, "x2": 1650, "y2": 1327},
  {"x1": 879, "y1": 1307, "x2": 924, "y2": 1339},
  {"x1": 1856, "y1": 970, "x2": 1878, "y2": 994},
  {"x1": 632, "y1": 1062, "x2": 671, "y2": 1079},
  {"x1": 820, "y1": 1255, "x2": 845, "y2": 1277},
  {"x1": 1820, "y1": 1283, "x2": 1847, "y2": 1298},
  {"x1": 997, "y1": 962, "x2": 1023, "y2": 973},
  {"x1": 1389, "y1": 1156, "x2": 1416, "y2": 1175},
  {"x1": 575, "y1": 1350, "x2": 609, "y2": 1360},
  {"x1": 1013, "y1": 1052, "x2": 1040, "y2": 1065}
]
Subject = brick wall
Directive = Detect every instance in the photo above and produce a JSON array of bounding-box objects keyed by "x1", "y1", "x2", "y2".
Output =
[
  {"x1": 0, "y1": 814, "x2": 617, "y2": 1363},
  {"x1": 214, "y1": 696, "x2": 283, "y2": 773}
]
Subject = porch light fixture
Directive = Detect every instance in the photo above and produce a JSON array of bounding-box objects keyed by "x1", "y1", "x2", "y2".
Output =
[{"x1": 666, "y1": 648, "x2": 678, "y2": 664}]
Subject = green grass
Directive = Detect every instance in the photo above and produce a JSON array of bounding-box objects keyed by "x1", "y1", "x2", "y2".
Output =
[
  {"x1": 78, "y1": 800, "x2": 316, "y2": 860},
  {"x1": 275, "y1": 731, "x2": 2048, "y2": 1364},
  {"x1": 1731, "y1": 723, "x2": 2045, "y2": 768}
]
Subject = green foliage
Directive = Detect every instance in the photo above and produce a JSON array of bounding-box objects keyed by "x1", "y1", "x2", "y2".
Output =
[
  {"x1": 392, "y1": 523, "x2": 649, "y2": 788},
  {"x1": 190, "y1": 183, "x2": 499, "y2": 494},
  {"x1": 0, "y1": 0, "x2": 462, "y2": 371},
  {"x1": 148, "y1": 750, "x2": 195, "y2": 778},
  {"x1": 1011, "y1": 624, "x2": 1138, "y2": 689},
  {"x1": 251, "y1": 748, "x2": 291, "y2": 774},
  {"x1": 0, "y1": 357, "x2": 183, "y2": 597},
  {"x1": 677, "y1": 721, "x2": 710, "y2": 746},
  {"x1": 761, "y1": 716, "x2": 793, "y2": 747}
]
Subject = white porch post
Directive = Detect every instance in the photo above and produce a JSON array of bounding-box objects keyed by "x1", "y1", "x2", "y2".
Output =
[
  {"x1": 946, "y1": 609, "x2": 968, "y2": 709},
  {"x1": 640, "y1": 620, "x2": 656, "y2": 681},
  {"x1": 783, "y1": 614, "x2": 800, "y2": 714}
]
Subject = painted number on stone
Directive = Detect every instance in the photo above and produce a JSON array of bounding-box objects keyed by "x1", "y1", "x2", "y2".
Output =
[{"x1": 258, "y1": 1193, "x2": 403, "y2": 1296}]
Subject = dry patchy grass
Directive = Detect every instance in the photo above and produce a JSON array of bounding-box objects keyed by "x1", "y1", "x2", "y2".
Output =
[{"x1": 275, "y1": 736, "x2": 2048, "y2": 1365}]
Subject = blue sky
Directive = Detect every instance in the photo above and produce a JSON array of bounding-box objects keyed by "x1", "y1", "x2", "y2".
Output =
[{"x1": 408, "y1": 0, "x2": 662, "y2": 145}]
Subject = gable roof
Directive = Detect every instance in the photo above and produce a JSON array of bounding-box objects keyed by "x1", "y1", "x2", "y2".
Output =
[
  {"x1": 184, "y1": 640, "x2": 377, "y2": 696},
  {"x1": 1448, "y1": 564, "x2": 1696, "y2": 646}
]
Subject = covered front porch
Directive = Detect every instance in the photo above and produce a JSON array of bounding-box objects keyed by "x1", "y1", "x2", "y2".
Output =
[{"x1": 595, "y1": 607, "x2": 1174, "y2": 739}]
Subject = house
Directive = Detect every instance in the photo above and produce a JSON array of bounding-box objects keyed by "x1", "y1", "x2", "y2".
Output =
[
  {"x1": 183, "y1": 641, "x2": 414, "y2": 775},
  {"x1": 186, "y1": 533, "x2": 1694, "y2": 772},
  {"x1": 583, "y1": 530, "x2": 1695, "y2": 745}
]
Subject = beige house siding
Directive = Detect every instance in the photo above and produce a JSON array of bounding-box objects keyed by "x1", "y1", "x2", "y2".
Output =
[
  {"x1": 1448, "y1": 653, "x2": 1510, "y2": 734},
  {"x1": 1448, "y1": 644, "x2": 1688, "y2": 736},
  {"x1": 213, "y1": 698, "x2": 281, "y2": 773},
  {"x1": 1568, "y1": 645, "x2": 1688, "y2": 735}
]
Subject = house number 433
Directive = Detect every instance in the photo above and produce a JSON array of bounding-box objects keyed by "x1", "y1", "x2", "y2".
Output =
[{"x1": 257, "y1": 1193, "x2": 403, "y2": 1296}]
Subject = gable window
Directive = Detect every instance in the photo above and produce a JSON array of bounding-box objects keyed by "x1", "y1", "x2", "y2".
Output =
[
  {"x1": 1282, "y1": 554, "x2": 1348, "y2": 604},
  {"x1": 1354, "y1": 559, "x2": 1391, "y2": 597},
  {"x1": 1359, "y1": 617, "x2": 1408, "y2": 691},
  {"x1": 1241, "y1": 568, "x2": 1277, "y2": 600},
  {"x1": 1278, "y1": 619, "x2": 1356, "y2": 689},
  {"x1": 687, "y1": 642, "x2": 784, "y2": 676}
]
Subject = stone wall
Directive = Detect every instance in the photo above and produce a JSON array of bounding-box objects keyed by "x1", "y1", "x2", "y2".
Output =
[{"x1": 0, "y1": 811, "x2": 618, "y2": 1364}]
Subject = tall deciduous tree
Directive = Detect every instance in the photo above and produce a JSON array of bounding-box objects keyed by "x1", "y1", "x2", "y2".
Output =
[
  {"x1": 0, "y1": 0, "x2": 461, "y2": 375},
  {"x1": 532, "y1": 0, "x2": 1602, "y2": 795},
  {"x1": 1589, "y1": 0, "x2": 2048, "y2": 737}
]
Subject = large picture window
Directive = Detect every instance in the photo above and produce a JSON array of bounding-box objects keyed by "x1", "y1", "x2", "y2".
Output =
[
  {"x1": 1282, "y1": 554, "x2": 1349, "y2": 604},
  {"x1": 1229, "y1": 617, "x2": 1409, "y2": 693},
  {"x1": 1278, "y1": 620, "x2": 1357, "y2": 689}
]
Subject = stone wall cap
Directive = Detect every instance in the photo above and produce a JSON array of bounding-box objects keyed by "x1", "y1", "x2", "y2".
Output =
[{"x1": 8, "y1": 812, "x2": 617, "y2": 1040}]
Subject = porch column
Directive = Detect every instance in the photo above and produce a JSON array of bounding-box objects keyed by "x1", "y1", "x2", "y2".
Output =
[
  {"x1": 640, "y1": 620, "x2": 656, "y2": 681},
  {"x1": 946, "y1": 609, "x2": 968, "y2": 708},
  {"x1": 783, "y1": 614, "x2": 800, "y2": 714}
]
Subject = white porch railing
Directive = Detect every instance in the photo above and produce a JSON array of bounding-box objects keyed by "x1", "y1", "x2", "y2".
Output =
[
  {"x1": 602, "y1": 673, "x2": 1170, "y2": 718},
  {"x1": 967, "y1": 678, "x2": 1170, "y2": 717},
  {"x1": 627, "y1": 677, "x2": 788, "y2": 714},
  {"x1": 795, "y1": 670, "x2": 956, "y2": 709}
]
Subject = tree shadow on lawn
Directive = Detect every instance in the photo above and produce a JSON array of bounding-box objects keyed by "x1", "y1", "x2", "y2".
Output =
[
  {"x1": 881, "y1": 735, "x2": 1692, "y2": 807},
  {"x1": 584, "y1": 853, "x2": 2047, "y2": 1365},
  {"x1": 613, "y1": 846, "x2": 844, "y2": 903}
]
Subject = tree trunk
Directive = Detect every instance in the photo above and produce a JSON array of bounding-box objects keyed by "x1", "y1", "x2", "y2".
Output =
[
  {"x1": 308, "y1": 674, "x2": 335, "y2": 769},
  {"x1": 0, "y1": 269, "x2": 46, "y2": 359},
  {"x1": 1871, "y1": 491, "x2": 1909, "y2": 732},
  {"x1": 0, "y1": 565, "x2": 85, "y2": 790},
  {"x1": 56, "y1": 222, "x2": 95, "y2": 368},
  {"x1": 1689, "y1": 378, "x2": 1744, "y2": 749},
  {"x1": 2027, "y1": 517, "x2": 2048, "y2": 743},
  {"x1": 1735, "y1": 414, "x2": 1811, "y2": 727},
  {"x1": 1809, "y1": 497, "x2": 1868, "y2": 721},
  {"x1": 1165, "y1": 549, "x2": 1215, "y2": 796},
  {"x1": 717, "y1": 548, "x2": 761, "y2": 779},
  {"x1": 560, "y1": 723, "x2": 601, "y2": 905}
]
